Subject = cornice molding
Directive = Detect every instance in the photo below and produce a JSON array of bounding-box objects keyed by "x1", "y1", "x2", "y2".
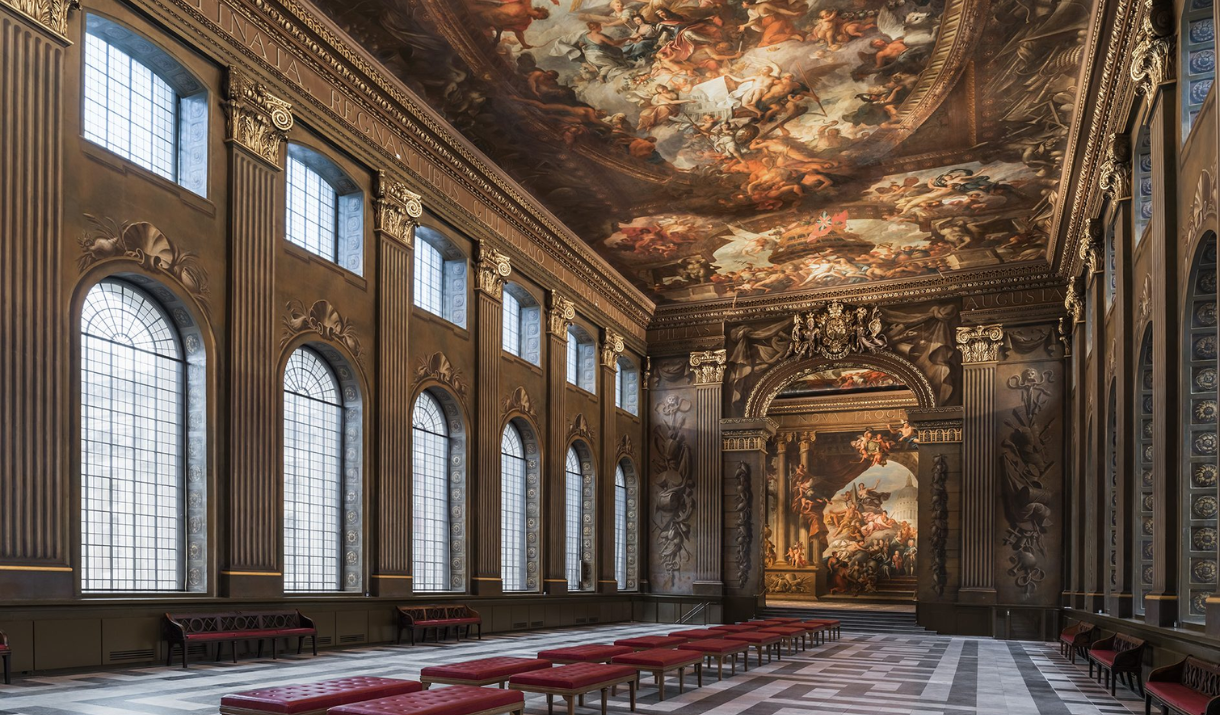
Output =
[
  {"x1": 224, "y1": 66, "x2": 293, "y2": 167},
  {"x1": 373, "y1": 170, "x2": 422, "y2": 247}
]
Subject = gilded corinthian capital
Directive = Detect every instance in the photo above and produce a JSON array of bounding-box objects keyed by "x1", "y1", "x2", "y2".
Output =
[
  {"x1": 374, "y1": 171, "x2": 423, "y2": 247},
  {"x1": 1130, "y1": 0, "x2": 1175, "y2": 96},
  {"x1": 601, "y1": 328, "x2": 625, "y2": 367},
  {"x1": 3, "y1": 0, "x2": 78, "y2": 36},
  {"x1": 547, "y1": 291, "x2": 576, "y2": 336},
  {"x1": 955, "y1": 324, "x2": 1005, "y2": 363},
  {"x1": 1097, "y1": 133, "x2": 1132, "y2": 202},
  {"x1": 224, "y1": 67, "x2": 293, "y2": 167},
  {"x1": 689, "y1": 349, "x2": 727, "y2": 384},
  {"x1": 475, "y1": 241, "x2": 511, "y2": 298}
]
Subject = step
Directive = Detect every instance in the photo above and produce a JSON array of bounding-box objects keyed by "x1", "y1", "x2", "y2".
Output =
[{"x1": 759, "y1": 605, "x2": 930, "y2": 635}]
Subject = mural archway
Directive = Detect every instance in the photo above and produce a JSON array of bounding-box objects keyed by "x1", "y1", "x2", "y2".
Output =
[{"x1": 750, "y1": 352, "x2": 929, "y2": 602}]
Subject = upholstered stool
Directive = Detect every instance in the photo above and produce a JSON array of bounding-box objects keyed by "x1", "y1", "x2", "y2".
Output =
[
  {"x1": 764, "y1": 617, "x2": 801, "y2": 624},
  {"x1": 676, "y1": 638, "x2": 750, "y2": 680},
  {"x1": 613, "y1": 635, "x2": 688, "y2": 651},
  {"x1": 611, "y1": 648, "x2": 703, "y2": 701},
  {"x1": 420, "y1": 657, "x2": 552, "y2": 689},
  {"x1": 537, "y1": 645, "x2": 634, "y2": 665},
  {"x1": 803, "y1": 619, "x2": 841, "y2": 641},
  {"x1": 509, "y1": 663, "x2": 639, "y2": 715},
  {"x1": 757, "y1": 625, "x2": 808, "y2": 653},
  {"x1": 327, "y1": 684, "x2": 524, "y2": 715},
  {"x1": 706, "y1": 624, "x2": 753, "y2": 634},
  {"x1": 720, "y1": 632, "x2": 782, "y2": 667},
  {"x1": 666, "y1": 629, "x2": 721, "y2": 641},
  {"x1": 219, "y1": 677, "x2": 421, "y2": 715}
]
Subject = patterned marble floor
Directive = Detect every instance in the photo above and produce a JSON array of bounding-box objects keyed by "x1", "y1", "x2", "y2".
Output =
[{"x1": 0, "y1": 622, "x2": 1143, "y2": 715}]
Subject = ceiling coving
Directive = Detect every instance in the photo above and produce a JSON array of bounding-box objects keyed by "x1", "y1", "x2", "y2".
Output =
[{"x1": 318, "y1": 0, "x2": 1090, "y2": 304}]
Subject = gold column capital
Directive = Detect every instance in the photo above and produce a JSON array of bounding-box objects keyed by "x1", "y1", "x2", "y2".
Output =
[
  {"x1": 1097, "y1": 133, "x2": 1132, "y2": 202},
  {"x1": 600, "y1": 328, "x2": 625, "y2": 367},
  {"x1": 224, "y1": 66, "x2": 293, "y2": 167},
  {"x1": 547, "y1": 291, "x2": 576, "y2": 336},
  {"x1": 689, "y1": 349, "x2": 727, "y2": 385},
  {"x1": 474, "y1": 241, "x2": 511, "y2": 298},
  {"x1": 956, "y1": 324, "x2": 1005, "y2": 363},
  {"x1": 374, "y1": 170, "x2": 422, "y2": 247},
  {"x1": 2, "y1": 0, "x2": 78, "y2": 38},
  {"x1": 1130, "y1": 0, "x2": 1176, "y2": 96}
]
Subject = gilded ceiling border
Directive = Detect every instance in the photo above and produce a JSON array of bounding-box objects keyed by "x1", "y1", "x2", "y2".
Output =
[{"x1": 144, "y1": 0, "x2": 654, "y2": 337}]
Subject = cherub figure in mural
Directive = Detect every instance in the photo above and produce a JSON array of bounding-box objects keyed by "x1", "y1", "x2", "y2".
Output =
[
  {"x1": 808, "y1": 8, "x2": 877, "y2": 51},
  {"x1": 741, "y1": 0, "x2": 807, "y2": 47},
  {"x1": 762, "y1": 524, "x2": 777, "y2": 567},
  {"x1": 851, "y1": 430, "x2": 895, "y2": 466},
  {"x1": 784, "y1": 543, "x2": 807, "y2": 567},
  {"x1": 891, "y1": 420, "x2": 918, "y2": 446},
  {"x1": 474, "y1": 0, "x2": 558, "y2": 49},
  {"x1": 788, "y1": 463, "x2": 829, "y2": 549}
]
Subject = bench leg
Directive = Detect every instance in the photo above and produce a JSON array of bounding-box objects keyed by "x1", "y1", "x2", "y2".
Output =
[
  {"x1": 601, "y1": 687, "x2": 608, "y2": 715},
  {"x1": 272, "y1": 638, "x2": 278, "y2": 660},
  {"x1": 257, "y1": 640, "x2": 263, "y2": 659},
  {"x1": 182, "y1": 642, "x2": 188, "y2": 669},
  {"x1": 578, "y1": 694, "x2": 583, "y2": 707},
  {"x1": 565, "y1": 695, "x2": 575, "y2": 715},
  {"x1": 3, "y1": 652, "x2": 9, "y2": 685},
  {"x1": 312, "y1": 635, "x2": 318, "y2": 656},
  {"x1": 657, "y1": 669, "x2": 665, "y2": 701},
  {"x1": 696, "y1": 662, "x2": 702, "y2": 688},
  {"x1": 166, "y1": 644, "x2": 173, "y2": 668},
  {"x1": 546, "y1": 694, "x2": 553, "y2": 715},
  {"x1": 629, "y1": 678, "x2": 637, "y2": 711},
  {"x1": 717, "y1": 655, "x2": 723, "y2": 681}
]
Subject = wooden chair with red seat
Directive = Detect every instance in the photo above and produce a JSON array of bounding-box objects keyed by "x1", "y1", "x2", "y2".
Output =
[
  {"x1": 1087, "y1": 632, "x2": 1146, "y2": 697},
  {"x1": 1057, "y1": 620, "x2": 1095, "y2": 664},
  {"x1": 1145, "y1": 656, "x2": 1220, "y2": 715},
  {"x1": 0, "y1": 629, "x2": 9, "y2": 684}
]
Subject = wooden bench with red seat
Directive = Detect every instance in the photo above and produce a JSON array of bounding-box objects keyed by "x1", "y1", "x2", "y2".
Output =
[
  {"x1": 611, "y1": 648, "x2": 703, "y2": 701},
  {"x1": 721, "y1": 631, "x2": 782, "y2": 666},
  {"x1": 1087, "y1": 632, "x2": 1146, "y2": 697},
  {"x1": 757, "y1": 625, "x2": 808, "y2": 654},
  {"x1": 1057, "y1": 620, "x2": 1096, "y2": 664},
  {"x1": 164, "y1": 610, "x2": 317, "y2": 669},
  {"x1": 396, "y1": 605, "x2": 482, "y2": 645},
  {"x1": 536, "y1": 644, "x2": 634, "y2": 665},
  {"x1": 676, "y1": 638, "x2": 750, "y2": 680},
  {"x1": 327, "y1": 684, "x2": 524, "y2": 715},
  {"x1": 1145, "y1": 656, "x2": 1220, "y2": 715},
  {"x1": 803, "y1": 619, "x2": 841, "y2": 642},
  {"x1": 419, "y1": 657, "x2": 552, "y2": 689},
  {"x1": 219, "y1": 676, "x2": 421, "y2": 715},
  {"x1": 667, "y1": 628, "x2": 722, "y2": 641},
  {"x1": 613, "y1": 635, "x2": 689, "y2": 651},
  {"x1": 509, "y1": 662, "x2": 639, "y2": 715},
  {"x1": 0, "y1": 629, "x2": 9, "y2": 684},
  {"x1": 706, "y1": 624, "x2": 754, "y2": 634}
]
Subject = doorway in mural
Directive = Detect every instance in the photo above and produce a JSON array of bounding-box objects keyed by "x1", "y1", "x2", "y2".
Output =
[{"x1": 763, "y1": 365, "x2": 920, "y2": 602}]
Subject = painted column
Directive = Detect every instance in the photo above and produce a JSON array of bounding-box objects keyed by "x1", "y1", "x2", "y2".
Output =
[
  {"x1": 1083, "y1": 222, "x2": 1108, "y2": 615},
  {"x1": 544, "y1": 292, "x2": 575, "y2": 594},
  {"x1": 955, "y1": 324, "x2": 1005, "y2": 603},
  {"x1": 371, "y1": 172, "x2": 422, "y2": 597},
  {"x1": 689, "y1": 349, "x2": 727, "y2": 596},
  {"x1": 0, "y1": 0, "x2": 74, "y2": 598},
  {"x1": 471, "y1": 242, "x2": 511, "y2": 596},
  {"x1": 773, "y1": 433, "x2": 791, "y2": 564},
  {"x1": 598, "y1": 329, "x2": 625, "y2": 593},
  {"x1": 222, "y1": 67, "x2": 293, "y2": 598},
  {"x1": 798, "y1": 433, "x2": 816, "y2": 564},
  {"x1": 721, "y1": 418, "x2": 777, "y2": 622}
]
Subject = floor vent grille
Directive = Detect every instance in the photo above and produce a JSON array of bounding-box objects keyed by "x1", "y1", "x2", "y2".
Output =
[
  {"x1": 339, "y1": 634, "x2": 366, "y2": 644},
  {"x1": 109, "y1": 649, "x2": 155, "y2": 662}
]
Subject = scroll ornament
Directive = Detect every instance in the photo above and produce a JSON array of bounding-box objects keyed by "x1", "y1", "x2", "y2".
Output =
[
  {"x1": 282, "y1": 299, "x2": 363, "y2": 359},
  {"x1": 1063, "y1": 279, "x2": 1083, "y2": 326},
  {"x1": 224, "y1": 67, "x2": 293, "y2": 166},
  {"x1": 1078, "y1": 218, "x2": 1104, "y2": 275},
  {"x1": 955, "y1": 324, "x2": 1004, "y2": 363},
  {"x1": 475, "y1": 242, "x2": 511, "y2": 298},
  {"x1": 415, "y1": 351, "x2": 468, "y2": 399},
  {"x1": 1097, "y1": 133, "x2": 1132, "y2": 202},
  {"x1": 1130, "y1": 0, "x2": 1176, "y2": 96},
  {"x1": 547, "y1": 291, "x2": 576, "y2": 336},
  {"x1": 784, "y1": 301, "x2": 887, "y2": 360},
  {"x1": 374, "y1": 171, "x2": 423, "y2": 246},
  {"x1": 689, "y1": 349, "x2": 727, "y2": 384}
]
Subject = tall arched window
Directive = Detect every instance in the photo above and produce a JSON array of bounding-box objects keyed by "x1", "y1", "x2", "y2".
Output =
[
  {"x1": 83, "y1": 15, "x2": 208, "y2": 195},
  {"x1": 285, "y1": 145, "x2": 364, "y2": 274},
  {"x1": 567, "y1": 326, "x2": 596, "y2": 393},
  {"x1": 1182, "y1": 0, "x2": 1215, "y2": 142},
  {"x1": 413, "y1": 390, "x2": 454, "y2": 591},
  {"x1": 1105, "y1": 382, "x2": 1118, "y2": 605},
  {"x1": 502, "y1": 284, "x2": 541, "y2": 364},
  {"x1": 1182, "y1": 235, "x2": 1218, "y2": 623},
  {"x1": 1135, "y1": 325, "x2": 1155, "y2": 615},
  {"x1": 283, "y1": 347, "x2": 344, "y2": 592},
  {"x1": 615, "y1": 356, "x2": 639, "y2": 415},
  {"x1": 81, "y1": 279, "x2": 187, "y2": 592},
  {"x1": 565, "y1": 445, "x2": 593, "y2": 591},
  {"x1": 415, "y1": 227, "x2": 467, "y2": 328},
  {"x1": 615, "y1": 464, "x2": 628, "y2": 589},
  {"x1": 501, "y1": 423, "x2": 527, "y2": 591}
]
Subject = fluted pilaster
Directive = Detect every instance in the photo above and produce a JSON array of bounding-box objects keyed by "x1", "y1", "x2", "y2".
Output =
[
  {"x1": 956, "y1": 324, "x2": 1004, "y2": 601},
  {"x1": 690, "y1": 349, "x2": 726, "y2": 595}
]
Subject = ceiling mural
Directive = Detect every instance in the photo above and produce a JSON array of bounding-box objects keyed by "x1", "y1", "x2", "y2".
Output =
[
  {"x1": 777, "y1": 367, "x2": 907, "y2": 397},
  {"x1": 316, "y1": 0, "x2": 1090, "y2": 303}
]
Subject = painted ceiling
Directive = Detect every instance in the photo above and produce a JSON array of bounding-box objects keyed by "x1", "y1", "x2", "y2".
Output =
[
  {"x1": 777, "y1": 367, "x2": 906, "y2": 397},
  {"x1": 316, "y1": 0, "x2": 1090, "y2": 304}
]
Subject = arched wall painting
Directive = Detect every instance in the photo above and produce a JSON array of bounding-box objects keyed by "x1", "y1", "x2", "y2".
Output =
[{"x1": 764, "y1": 380, "x2": 918, "y2": 600}]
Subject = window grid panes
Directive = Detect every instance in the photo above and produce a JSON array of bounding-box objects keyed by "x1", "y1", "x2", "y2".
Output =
[
  {"x1": 83, "y1": 34, "x2": 177, "y2": 182},
  {"x1": 615, "y1": 365, "x2": 623, "y2": 409},
  {"x1": 503, "y1": 291, "x2": 522, "y2": 358},
  {"x1": 1183, "y1": 0, "x2": 1215, "y2": 140},
  {"x1": 413, "y1": 392, "x2": 451, "y2": 591},
  {"x1": 286, "y1": 156, "x2": 339, "y2": 262},
  {"x1": 565, "y1": 447, "x2": 584, "y2": 591},
  {"x1": 615, "y1": 465, "x2": 628, "y2": 590},
  {"x1": 501, "y1": 425, "x2": 527, "y2": 591},
  {"x1": 1135, "y1": 330, "x2": 1155, "y2": 615},
  {"x1": 283, "y1": 348, "x2": 343, "y2": 593},
  {"x1": 81, "y1": 280, "x2": 184, "y2": 592},
  {"x1": 415, "y1": 240, "x2": 444, "y2": 317},
  {"x1": 1135, "y1": 131, "x2": 1153, "y2": 243},
  {"x1": 566, "y1": 331, "x2": 579, "y2": 386}
]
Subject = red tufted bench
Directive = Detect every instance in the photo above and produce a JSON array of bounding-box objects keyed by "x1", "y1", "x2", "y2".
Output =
[
  {"x1": 721, "y1": 632, "x2": 782, "y2": 667},
  {"x1": 0, "y1": 629, "x2": 9, "y2": 685},
  {"x1": 537, "y1": 644, "x2": 634, "y2": 665},
  {"x1": 765, "y1": 617, "x2": 801, "y2": 624},
  {"x1": 328, "y1": 684, "x2": 524, "y2": 715},
  {"x1": 219, "y1": 677, "x2": 421, "y2": 715},
  {"x1": 420, "y1": 657, "x2": 552, "y2": 689},
  {"x1": 164, "y1": 610, "x2": 317, "y2": 669},
  {"x1": 802, "y1": 619, "x2": 841, "y2": 643},
  {"x1": 1145, "y1": 656, "x2": 1220, "y2": 715},
  {"x1": 707, "y1": 624, "x2": 753, "y2": 634},
  {"x1": 1088, "y1": 633, "x2": 1146, "y2": 697},
  {"x1": 397, "y1": 605, "x2": 482, "y2": 645},
  {"x1": 509, "y1": 663, "x2": 639, "y2": 715},
  {"x1": 611, "y1": 648, "x2": 703, "y2": 701},
  {"x1": 1058, "y1": 621, "x2": 1095, "y2": 664},
  {"x1": 745, "y1": 620, "x2": 786, "y2": 628},
  {"x1": 667, "y1": 629, "x2": 722, "y2": 641},
  {"x1": 757, "y1": 625, "x2": 808, "y2": 654},
  {"x1": 676, "y1": 638, "x2": 750, "y2": 681},
  {"x1": 613, "y1": 635, "x2": 689, "y2": 651}
]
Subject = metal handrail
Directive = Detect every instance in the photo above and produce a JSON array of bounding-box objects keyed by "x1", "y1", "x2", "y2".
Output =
[{"x1": 677, "y1": 601, "x2": 710, "y2": 624}]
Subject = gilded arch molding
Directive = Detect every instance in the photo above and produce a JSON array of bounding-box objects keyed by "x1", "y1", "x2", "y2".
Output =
[{"x1": 743, "y1": 351, "x2": 938, "y2": 419}]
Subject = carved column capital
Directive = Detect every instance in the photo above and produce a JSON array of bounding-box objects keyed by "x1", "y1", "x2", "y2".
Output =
[
  {"x1": 721, "y1": 418, "x2": 777, "y2": 452},
  {"x1": 474, "y1": 241, "x2": 511, "y2": 298},
  {"x1": 1063, "y1": 278, "x2": 1084, "y2": 326},
  {"x1": 1098, "y1": 133, "x2": 1132, "y2": 202},
  {"x1": 374, "y1": 171, "x2": 422, "y2": 247},
  {"x1": 547, "y1": 291, "x2": 576, "y2": 336},
  {"x1": 955, "y1": 324, "x2": 1005, "y2": 363},
  {"x1": 689, "y1": 349, "x2": 727, "y2": 385},
  {"x1": 2, "y1": 0, "x2": 78, "y2": 37},
  {"x1": 600, "y1": 328, "x2": 625, "y2": 367},
  {"x1": 224, "y1": 67, "x2": 293, "y2": 167},
  {"x1": 1078, "y1": 217, "x2": 1104, "y2": 276},
  {"x1": 1130, "y1": 0, "x2": 1176, "y2": 96}
]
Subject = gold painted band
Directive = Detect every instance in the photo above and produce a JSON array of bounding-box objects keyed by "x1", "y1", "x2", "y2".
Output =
[
  {"x1": 471, "y1": 577, "x2": 503, "y2": 581},
  {"x1": 221, "y1": 571, "x2": 281, "y2": 577},
  {"x1": 597, "y1": 580, "x2": 618, "y2": 583},
  {"x1": 543, "y1": 579, "x2": 568, "y2": 583},
  {"x1": 372, "y1": 574, "x2": 413, "y2": 580},
  {"x1": 0, "y1": 565, "x2": 72, "y2": 572},
  {"x1": 1144, "y1": 594, "x2": 1178, "y2": 600}
]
